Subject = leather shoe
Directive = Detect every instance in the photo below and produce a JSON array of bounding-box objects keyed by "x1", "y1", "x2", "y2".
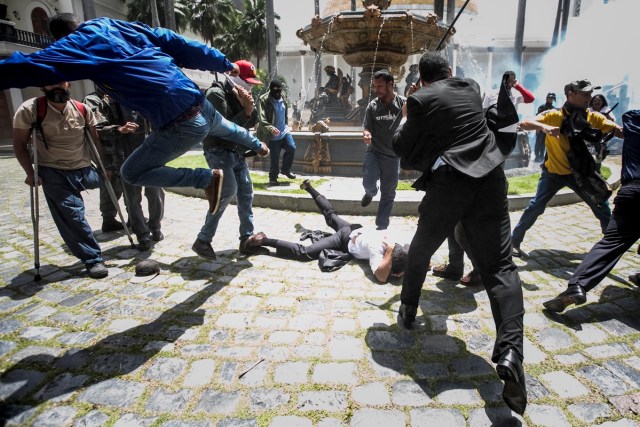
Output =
[
  {"x1": 239, "y1": 233, "x2": 269, "y2": 254},
  {"x1": 137, "y1": 236, "x2": 152, "y2": 251},
  {"x1": 268, "y1": 180, "x2": 279, "y2": 187},
  {"x1": 361, "y1": 194, "x2": 373, "y2": 207},
  {"x1": 101, "y1": 218, "x2": 124, "y2": 233},
  {"x1": 460, "y1": 270, "x2": 483, "y2": 286},
  {"x1": 629, "y1": 273, "x2": 640, "y2": 286},
  {"x1": 282, "y1": 172, "x2": 297, "y2": 179},
  {"x1": 496, "y1": 348, "x2": 527, "y2": 415},
  {"x1": 543, "y1": 284, "x2": 586, "y2": 312},
  {"x1": 151, "y1": 230, "x2": 164, "y2": 242},
  {"x1": 300, "y1": 179, "x2": 312, "y2": 191},
  {"x1": 432, "y1": 264, "x2": 462, "y2": 281},
  {"x1": 204, "y1": 169, "x2": 224, "y2": 213},
  {"x1": 192, "y1": 238, "x2": 216, "y2": 260},
  {"x1": 397, "y1": 303, "x2": 417, "y2": 330}
]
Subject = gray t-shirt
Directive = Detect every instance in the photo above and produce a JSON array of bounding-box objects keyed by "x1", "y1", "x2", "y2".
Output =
[{"x1": 363, "y1": 94, "x2": 405, "y2": 157}]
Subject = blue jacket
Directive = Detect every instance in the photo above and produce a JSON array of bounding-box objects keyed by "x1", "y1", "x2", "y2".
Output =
[{"x1": 0, "y1": 18, "x2": 233, "y2": 129}]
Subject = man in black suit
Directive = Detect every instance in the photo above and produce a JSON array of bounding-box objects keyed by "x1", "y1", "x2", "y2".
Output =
[{"x1": 393, "y1": 52, "x2": 526, "y2": 415}]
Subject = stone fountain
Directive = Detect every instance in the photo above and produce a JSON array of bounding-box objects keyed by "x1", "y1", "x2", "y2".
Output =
[{"x1": 250, "y1": 0, "x2": 455, "y2": 178}]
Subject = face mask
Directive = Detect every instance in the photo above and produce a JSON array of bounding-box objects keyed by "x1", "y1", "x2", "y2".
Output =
[
  {"x1": 270, "y1": 88, "x2": 282, "y2": 99},
  {"x1": 44, "y1": 87, "x2": 71, "y2": 103},
  {"x1": 228, "y1": 75, "x2": 252, "y2": 92}
]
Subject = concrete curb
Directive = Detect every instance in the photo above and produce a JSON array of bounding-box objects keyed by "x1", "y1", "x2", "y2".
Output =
[{"x1": 166, "y1": 186, "x2": 582, "y2": 215}]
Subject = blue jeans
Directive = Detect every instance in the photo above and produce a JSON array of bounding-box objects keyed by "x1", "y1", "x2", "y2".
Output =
[
  {"x1": 121, "y1": 100, "x2": 260, "y2": 189},
  {"x1": 268, "y1": 133, "x2": 296, "y2": 181},
  {"x1": 362, "y1": 149, "x2": 400, "y2": 229},
  {"x1": 39, "y1": 166, "x2": 103, "y2": 266},
  {"x1": 197, "y1": 148, "x2": 254, "y2": 243},
  {"x1": 512, "y1": 168, "x2": 612, "y2": 245}
]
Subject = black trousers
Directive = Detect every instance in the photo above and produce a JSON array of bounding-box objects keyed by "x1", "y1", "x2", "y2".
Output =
[
  {"x1": 266, "y1": 193, "x2": 361, "y2": 260},
  {"x1": 401, "y1": 166, "x2": 524, "y2": 362},
  {"x1": 568, "y1": 182, "x2": 640, "y2": 292}
]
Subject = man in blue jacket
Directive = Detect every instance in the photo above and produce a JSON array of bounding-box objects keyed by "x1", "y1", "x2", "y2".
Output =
[{"x1": 0, "y1": 14, "x2": 263, "y2": 217}]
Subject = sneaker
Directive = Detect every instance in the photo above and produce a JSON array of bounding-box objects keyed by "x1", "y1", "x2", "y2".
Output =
[
  {"x1": 361, "y1": 194, "x2": 373, "y2": 207},
  {"x1": 137, "y1": 236, "x2": 152, "y2": 251},
  {"x1": 204, "y1": 169, "x2": 224, "y2": 213},
  {"x1": 151, "y1": 230, "x2": 164, "y2": 242},
  {"x1": 282, "y1": 172, "x2": 297, "y2": 179},
  {"x1": 87, "y1": 262, "x2": 108, "y2": 279},
  {"x1": 192, "y1": 238, "x2": 216, "y2": 260},
  {"x1": 511, "y1": 243, "x2": 525, "y2": 258},
  {"x1": 101, "y1": 218, "x2": 124, "y2": 232}
]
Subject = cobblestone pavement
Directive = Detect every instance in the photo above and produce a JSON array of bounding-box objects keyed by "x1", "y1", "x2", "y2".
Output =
[{"x1": 1, "y1": 153, "x2": 639, "y2": 427}]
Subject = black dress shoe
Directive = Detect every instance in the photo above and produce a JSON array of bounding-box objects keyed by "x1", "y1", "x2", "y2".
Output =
[
  {"x1": 397, "y1": 303, "x2": 417, "y2": 330},
  {"x1": 542, "y1": 284, "x2": 586, "y2": 313},
  {"x1": 282, "y1": 172, "x2": 297, "y2": 179},
  {"x1": 496, "y1": 348, "x2": 527, "y2": 415},
  {"x1": 361, "y1": 194, "x2": 373, "y2": 207}
]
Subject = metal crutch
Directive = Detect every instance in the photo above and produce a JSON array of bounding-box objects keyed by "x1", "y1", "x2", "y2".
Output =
[
  {"x1": 29, "y1": 131, "x2": 42, "y2": 281},
  {"x1": 83, "y1": 128, "x2": 137, "y2": 249}
]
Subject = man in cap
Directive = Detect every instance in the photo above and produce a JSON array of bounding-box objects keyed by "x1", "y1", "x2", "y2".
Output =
[
  {"x1": 192, "y1": 60, "x2": 270, "y2": 260},
  {"x1": 533, "y1": 92, "x2": 557, "y2": 162},
  {"x1": 511, "y1": 79, "x2": 623, "y2": 257}
]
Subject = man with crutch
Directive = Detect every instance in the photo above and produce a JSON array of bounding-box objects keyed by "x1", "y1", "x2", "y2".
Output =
[{"x1": 13, "y1": 81, "x2": 110, "y2": 279}]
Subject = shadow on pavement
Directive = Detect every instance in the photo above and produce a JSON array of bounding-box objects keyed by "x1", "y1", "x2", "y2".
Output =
[
  {"x1": 542, "y1": 284, "x2": 640, "y2": 332},
  {"x1": 0, "y1": 257, "x2": 252, "y2": 422},
  {"x1": 364, "y1": 284, "x2": 523, "y2": 426}
]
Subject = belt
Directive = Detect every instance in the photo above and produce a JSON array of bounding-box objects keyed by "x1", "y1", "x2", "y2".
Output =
[{"x1": 162, "y1": 102, "x2": 203, "y2": 130}]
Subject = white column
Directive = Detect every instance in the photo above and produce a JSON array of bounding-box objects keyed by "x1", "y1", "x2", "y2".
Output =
[
  {"x1": 56, "y1": 0, "x2": 75, "y2": 14},
  {"x1": 6, "y1": 88, "x2": 23, "y2": 118}
]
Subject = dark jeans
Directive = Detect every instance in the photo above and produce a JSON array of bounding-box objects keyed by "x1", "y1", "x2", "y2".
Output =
[
  {"x1": 39, "y1": 166, "x2": 103, "y2": 266},
  {"x1": 124, "y1": 183, "x2": 164, "y2": 239},
  {"x1": 401, "y1": 166, "x2": 524, "y2": 362},
  {"x1": 569, "y1": 182, "x2": 640, "y2": 292},
  {"x1": 264, "y1": 192, "x2": 361, "y2": 260},
  {"x1": 362, "y1": 149, "x2": 400, "y2": 229},
  {"x1": 268, "y1": 133, "x2": 296, "y2": 181},
  {"x1": 512, "y1": 168, "x2": 612, "y2": 245}
]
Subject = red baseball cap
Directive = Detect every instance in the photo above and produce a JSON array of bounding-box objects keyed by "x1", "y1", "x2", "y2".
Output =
[{"x1": 235, "y1": 60, "x2": 262, "y2": 85}]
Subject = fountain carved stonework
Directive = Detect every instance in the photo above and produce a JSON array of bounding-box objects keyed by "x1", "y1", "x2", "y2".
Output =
[{"x1": 297, "y1": 0, "x2": 452, "y2": 71}]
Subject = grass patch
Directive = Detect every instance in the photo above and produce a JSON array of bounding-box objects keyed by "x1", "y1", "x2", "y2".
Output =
[
  {"x1": 169, "y1": 155, "x2": 611, "y2": 196},
  {"x1": 166, "y1": 155, "x2": 326, "y2": 194}
]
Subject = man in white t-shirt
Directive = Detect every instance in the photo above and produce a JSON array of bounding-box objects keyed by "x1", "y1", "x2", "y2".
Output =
[{"x1": 244, "y1": 180, "x2": 410, "y2": 282}]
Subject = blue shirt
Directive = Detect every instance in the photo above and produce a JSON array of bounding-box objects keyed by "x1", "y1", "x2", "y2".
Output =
[
  {"x1": 270, "y1": 97, "x2": 289, "y2": 140},
  {"x1": 0, "y1": 18, "x2": 233, "y2": 129}
]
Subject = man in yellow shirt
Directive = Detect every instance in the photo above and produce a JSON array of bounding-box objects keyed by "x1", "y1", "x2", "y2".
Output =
[{"x1": 512, "y1": 79, "x2": 623, "y2": 257}]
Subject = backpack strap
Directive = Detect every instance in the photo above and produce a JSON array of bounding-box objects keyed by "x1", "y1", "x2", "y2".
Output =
[
  {"x1": 30, "y1": 96, "x2": 50, "y2": 150},
  {"x1": 72, "y1": 99, "x2": 87, "y2": 120}
]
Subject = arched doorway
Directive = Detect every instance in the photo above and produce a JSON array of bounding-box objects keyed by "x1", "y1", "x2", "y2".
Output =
[{"x1": 31, "y1": 7, "x2": 51, "y2": 37}]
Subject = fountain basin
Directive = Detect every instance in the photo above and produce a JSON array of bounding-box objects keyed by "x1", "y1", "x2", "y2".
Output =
[{"x1": 246, "y1": 131, "x2": 531, "y2": 178}]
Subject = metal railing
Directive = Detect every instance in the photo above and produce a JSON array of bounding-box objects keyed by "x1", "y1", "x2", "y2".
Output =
[{"x1": 0, "y1": 26, "x2": 54, "y2": 49}]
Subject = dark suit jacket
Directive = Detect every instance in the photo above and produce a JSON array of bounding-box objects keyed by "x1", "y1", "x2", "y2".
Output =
[{"x1": 393, "y1": 77, "x2": 510, "y2": 188}]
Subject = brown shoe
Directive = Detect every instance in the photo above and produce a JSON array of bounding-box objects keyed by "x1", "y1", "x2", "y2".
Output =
[
  {"x1": 432, "y1": 264, "x2": 462, "y2": 281},
  {"x1": 460, "y1": 270, "x2": 483, "y2": 286},
  {"x1": 204, "y1": 169, "x2": 224, "y2": 213},
  {"x1": 239, "y1": 232, "x2": 269, "y2": 254}
]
